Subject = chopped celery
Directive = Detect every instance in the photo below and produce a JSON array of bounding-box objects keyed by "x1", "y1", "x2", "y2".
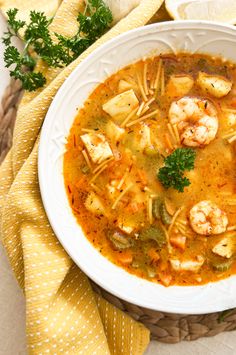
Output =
[
  {"x1": 159, "y1": 203, "x2": 172, "y2": 225},
  {"x1": 108, "y1": 231, "x2": 134, "y2": 250},
  {"x1": 144, "y1": 146, "x2": 159, "y2": 157},
  {"x1": 152, "y1": 197, "x2": 162, "y2": 219},
  {"x1": 88, "y1": 116, "x2": 108, "y2": 130},
  {"x1": 139, "y1": 225, "x2": 166, "y2": 248},
  {"x1": 80, "y1": 164, "x2": 90, "y2": 174},
  {"x1": 212, "y1": 259, "x2": 232, "y2": 272}
]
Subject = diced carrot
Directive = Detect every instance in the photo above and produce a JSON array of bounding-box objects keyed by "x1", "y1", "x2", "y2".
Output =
[
  {"x1": 159, "y1": 259, "x2": 169, "y2": 272},
  {"x1": 75, "y1": 176, "x2": 86, "y2": 188},
  {"x1": 116, "y1": 250, "x2": 133, "y2": 264},
  {"x1": 148, "y1": 248, "x2": 160, "y2": 263},
  {"x1": 126, "y1": 201, "x2": 145, "y2": 213},
  {"x1": 159, "y1": 273, "x2": 172, "y2": 287},
  {"x1": 230, "y1": 99, "x2": 236, "y2": 108},
  {"x1": 165, "y1": 133, "x2": 173, "y2": 151},
  {"x1": 170, "y1": 235, "x2": 186, "y2": 251},
  {"x1": 126, "y1": 201, "x2": 139, "y2": 213}
]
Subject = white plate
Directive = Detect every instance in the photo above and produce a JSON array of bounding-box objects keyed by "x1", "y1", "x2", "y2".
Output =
[{"x1": 39, "y1": 21, "x2": 236, "y2": 314}]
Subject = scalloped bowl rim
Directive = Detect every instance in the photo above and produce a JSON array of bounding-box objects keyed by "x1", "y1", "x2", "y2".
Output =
[{"x1": 39, "y1": 20, "x2": 236, "y2": 314}]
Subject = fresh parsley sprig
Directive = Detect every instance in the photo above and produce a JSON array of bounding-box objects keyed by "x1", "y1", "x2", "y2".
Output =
[
  {"x1": 2, "y1": 0, "x2": 113, "y2": 91},
  {"x1": 55, "y1": 0, "x2": 113, "y2": 62},
  {"x1": 157, "y1": 148, "x2": 196, "y2": 192},
  {"x1": 2, "y1": 8, "x2": 25, "y2": 46},
  {"x1": 3, "y1": 9, "x2": 46, "y2": 91}
]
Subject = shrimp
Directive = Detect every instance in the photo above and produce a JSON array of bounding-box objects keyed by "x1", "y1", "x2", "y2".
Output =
[
  {"x1": 189, "y1": 200, "x2": 228, "y2": 235},
  {"x1": 169, "y1": 97, "x2": 218, "y2": 147}
]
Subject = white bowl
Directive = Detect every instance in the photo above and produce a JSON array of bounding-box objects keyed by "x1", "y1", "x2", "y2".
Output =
[{"x1": 39, "y1": 21, "x2": 236, "y2": 314}]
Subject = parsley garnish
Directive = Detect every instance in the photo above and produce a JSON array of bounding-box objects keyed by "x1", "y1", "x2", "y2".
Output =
[
  {"x1": 2, "y1": 1, "x2": 112, "y2": 91},
  {"x1": 157, "y1": 148, "x2": 196, "y2": 192}
]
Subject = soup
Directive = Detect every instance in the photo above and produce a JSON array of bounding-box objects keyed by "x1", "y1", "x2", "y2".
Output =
[{"x1": 64, "y1": 53, "x2": 236, "y2": 286}]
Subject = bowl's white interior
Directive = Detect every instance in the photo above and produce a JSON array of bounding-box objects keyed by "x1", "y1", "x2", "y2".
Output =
[{"x1": 39, "y1": 21, "x2": 236, "y2": 314}]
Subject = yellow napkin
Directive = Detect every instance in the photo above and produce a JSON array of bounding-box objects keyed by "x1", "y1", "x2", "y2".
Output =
[
  {"x1": 0, "y1": 0, "x2": 164, "y2": 353},
  {"x1": 0, "y1": 0, "x2": 62, "y2": 19}
]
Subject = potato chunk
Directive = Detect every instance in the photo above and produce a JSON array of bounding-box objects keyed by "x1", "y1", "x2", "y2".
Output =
[
  {"x1": 116, "y1": 211, "x2": 138, "y2": 235},
  {"x1": 118, "y1": 79, "x2": 133, "y2": 93},
  {"x1": 106, "y1": 183, "x2": 117, "y2": 200},
  {"x1": 212, "y1": 236, "x2": 234, "y2": 258},
  {"x1": 225, "y1": 112, "x2": 236, "y2": 127},
  {"x1": 102, "y1": 89, "x2": 139, "y2": 118},
  {"x1": 118, "y1": 221, "x2": 135, "y2": 235},
  {"x1": 81, "y1": 133, "x2": 113, "y2": 164},
  {"x1": 138, "y1": 124, "x2": 152, "y2": 150},
  {"x1": 106, "y1": 120, "x2": 125, "y2": 142},
  {"x1": 167, "y1": 74, "x2": 194, "y2": 96},
  {"x1": 170, "y1": 256, "x2": 205, "y2": 272},
  {"x1": 84, "y1": 192, "x2": 105, "y2": 215},
  {"x1": 197, "y1": 72, "x2": 232, "y2": 98}
]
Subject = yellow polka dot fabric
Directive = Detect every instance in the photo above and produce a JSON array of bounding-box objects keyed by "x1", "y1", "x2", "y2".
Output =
[
  {"x1": 0, "y1": 0, "x2": 164, "y2": 353},
  {"x1": 0, "y1": 0, "x2": 62, "y2": 22}
]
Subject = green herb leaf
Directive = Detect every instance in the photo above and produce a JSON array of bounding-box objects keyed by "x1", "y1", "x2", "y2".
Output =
[
  {"x1": 3, "y1": 45, "x2": 20, "y2": 67},
  {"x1": 79, "y1": 0, "x2": 113, "y2": 41},
  {"x1": 55, "y1": 0, "x2": 113, "y2": 62},
  {"x1": 2, "y1": 0, "x2": 113, "y2": 91},
  {"x1": 2, "y1": 8, "x2": 25, "y2": 46},
  {"x1": 157, "y1": 148, "x2": 196, "y2": 192},
  {"x1": 11, "y1": 71, "x2": 46, "y2": 91},
  {"x1": 6, "y1": 8, "x2": 25, "y2": 33}
]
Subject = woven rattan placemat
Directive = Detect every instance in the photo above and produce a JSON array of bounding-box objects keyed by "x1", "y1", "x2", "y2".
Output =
[{"x1": 1, "y1": 38, "x2": 236, "y2": 344}]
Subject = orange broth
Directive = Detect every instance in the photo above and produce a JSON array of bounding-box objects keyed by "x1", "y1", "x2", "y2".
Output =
[{"x1": 64, "y1": 53, "x2": 236, "y2": 286}]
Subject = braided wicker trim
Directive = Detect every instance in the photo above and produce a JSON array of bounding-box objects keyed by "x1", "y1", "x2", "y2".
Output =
[
  {"x1": 92, "y1": 282, "x2": 236, "y2": 343},
  {"x1": 1, "y1": 79, "x2": 236, "y2": 344},
  {"x1": 0, "y1": 78, "x2": 22, "y2": 165}
]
